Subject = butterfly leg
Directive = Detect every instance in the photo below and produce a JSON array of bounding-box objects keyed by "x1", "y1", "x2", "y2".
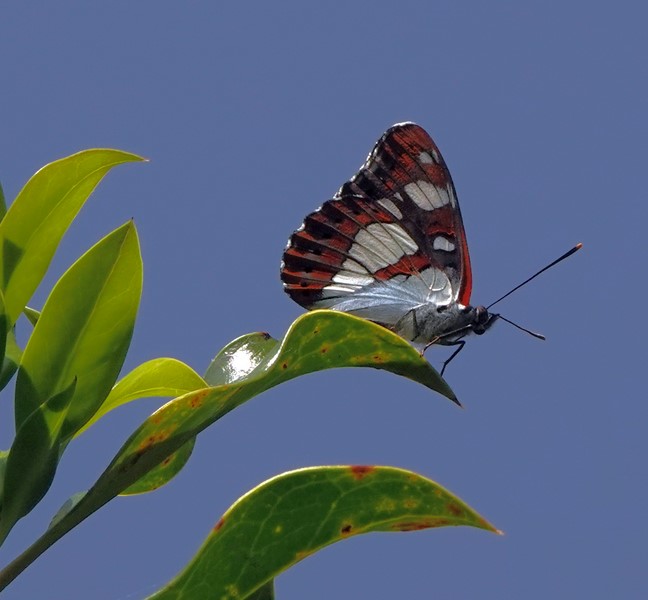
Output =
[
  {"x1": 440, "y1": 341, "x2": 465, "y2": 377},
  {"x1": 421, "y1": 336, "x2": 441, "y2": 355}
]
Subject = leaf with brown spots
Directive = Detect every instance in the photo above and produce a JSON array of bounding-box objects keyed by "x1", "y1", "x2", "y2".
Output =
[
  {"x1": 5, "y1": 312, "x2": 457, "y2": 587},
  {"x1": 92, "y1": 311, "x2": 457, "y2": 508},
  {"x1": 147, "y1": 466, "x2": 499, "y2": 599}
]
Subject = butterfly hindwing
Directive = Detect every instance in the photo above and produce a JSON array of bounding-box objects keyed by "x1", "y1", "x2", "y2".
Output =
[{"x1": 281, "y1": 122, "x2": 473, "y2": 328}]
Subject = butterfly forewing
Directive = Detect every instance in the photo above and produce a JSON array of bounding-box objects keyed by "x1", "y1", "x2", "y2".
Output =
[{"x1": 281, "y1": 122, "x2": 473, "y2": 330}]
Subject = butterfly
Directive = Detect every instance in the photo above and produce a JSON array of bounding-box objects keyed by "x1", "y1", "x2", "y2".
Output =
[{"x1": 280, "y1": 122, "x2": 580, "y2": 374}]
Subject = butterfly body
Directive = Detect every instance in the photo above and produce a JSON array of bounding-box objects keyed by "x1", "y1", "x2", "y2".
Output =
[
  {"x1": 393, "y1": 303, "x2": 496, "y2": 348},
  {"x1": 281, "y1": 122, "x2": 493, "y2": 354}
]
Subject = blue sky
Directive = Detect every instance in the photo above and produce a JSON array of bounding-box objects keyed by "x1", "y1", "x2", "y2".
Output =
[{"x1": 0, "y1": 2, "x2": 646, "y2": 598}]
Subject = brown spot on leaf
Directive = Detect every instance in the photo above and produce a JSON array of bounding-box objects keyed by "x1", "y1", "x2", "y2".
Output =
[
  {"x1": 446, "y1": 502, "x2": 463, "y2": 516},
  {"x1": 393, "y1": 518, "x2": 450, "y2": 531},
  {"x1": 282, "y1": 362, "x2": 289, "y2": 369},
  {"x1": 137, "y1": 436, "x2": 155, "y2": 452},
  {"x1": 162, "y1": 456, "x2": 173, "y2": 466},
  {"x1": 341, "y1": 523, "x2": 353, "y2": 535},
  {"x1": 350, "y1": 465, "x2": 375, "y2": 479},
  {"x1": 260, "y1": 332, "x2": 271, "y2": 339},
  {"x1": 188, "y1": 390, "x2": 209, "y2": 409},
  {"x1": 213, "y1": 517, "x2": 225, "y2": 532},
  {"x1": 320, "y1": 346, "x2": 329, "y2": 354},
  {"x1": 373, "y1": 354, "x2": 384, "y2": 363},
  {"x1": 137, "y1": 430, "x2": 171, "y2": 453},
  {"x1": 313, "y1": 328, "x2": 320, "y2": 335}
]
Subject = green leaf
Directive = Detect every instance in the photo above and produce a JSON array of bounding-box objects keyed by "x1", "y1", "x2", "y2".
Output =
[
  {"x1": 0, "y1": 377, "x2": 77, "y2": 543},
  {"x1": 0, "y1": 149, "x2": 144, "y2": 325},
  {"x1": 14, "y1": 221, "x2": 142, "y2": 438},
  {"x1": 77, "y1": 358, "x2": 206, "y2": 437},
  {"x1": 87, "y1": 311, "x2": 457, "y2": 505},
  {"x1": 149, "y1": 466, "x2": 499, "y2": 599}
]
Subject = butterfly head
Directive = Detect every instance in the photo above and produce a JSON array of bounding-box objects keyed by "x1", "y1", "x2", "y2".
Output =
[
  {"x1": 441, "y1": 303, "x2": 498, "y2": 342},
  {"x1": 470, "y1": 305, "x2": 498, "y2": 336}
]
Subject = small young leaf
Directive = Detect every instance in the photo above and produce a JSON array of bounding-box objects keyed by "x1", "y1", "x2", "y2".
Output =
[
  {"x1": 14, "y1": 222, "x2": 142, "y2": 437},
  {"x1": 0, "y1": 149, "x2": 143, "y2": 325},
  {"x1": 76, "y1": 358, "x2": 206, "y2": 436},
  {"x1": 148, "y1": 466, "x2": 499, "y2": 599}
]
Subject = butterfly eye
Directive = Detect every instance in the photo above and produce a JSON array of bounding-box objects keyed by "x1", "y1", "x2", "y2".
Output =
[{"x1": 474, "y1": 306, "x2": 489, "y2": 325}]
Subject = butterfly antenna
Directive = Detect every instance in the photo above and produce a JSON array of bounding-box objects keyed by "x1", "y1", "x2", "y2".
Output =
[
  {"x1": 496, "y1": 314, "x2": 546, "y2": 340},
  {"x1": 487, "y1": 243, "x2": 582, "y2": 310}
]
